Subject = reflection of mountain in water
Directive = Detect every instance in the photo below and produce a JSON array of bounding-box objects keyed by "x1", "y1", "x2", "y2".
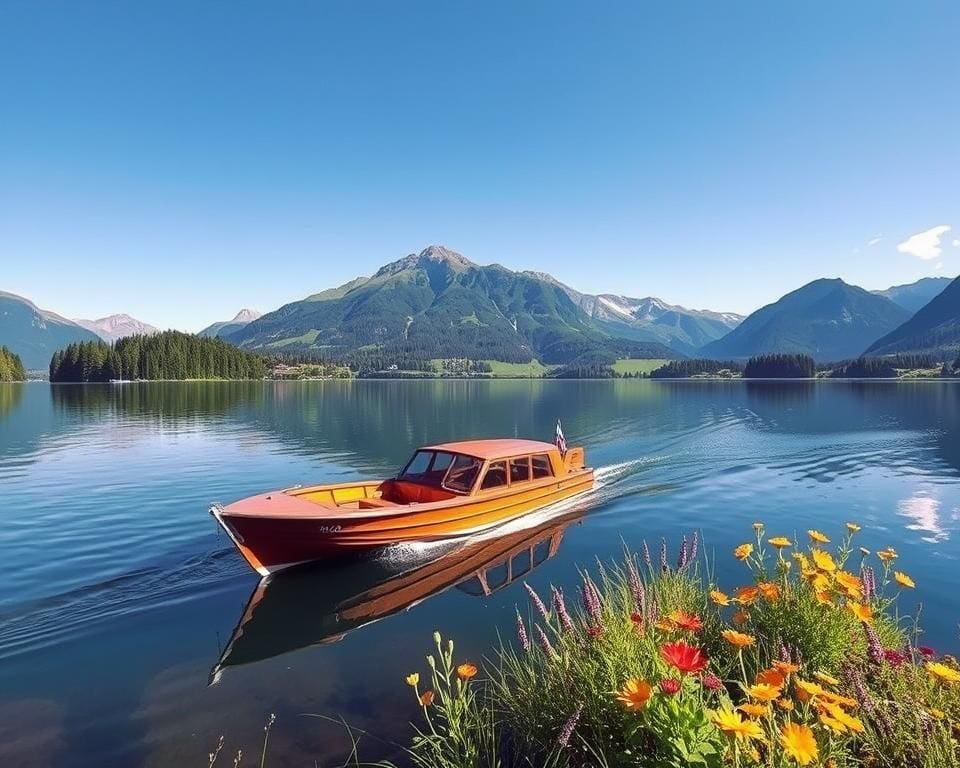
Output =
[{"x1": 210, "y1": 507, "x2": 584, "y2": 683}]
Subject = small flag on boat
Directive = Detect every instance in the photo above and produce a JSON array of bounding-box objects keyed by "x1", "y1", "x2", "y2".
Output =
[{"x1": 555, "y1": 419, "x2": 567, "y2": 456}]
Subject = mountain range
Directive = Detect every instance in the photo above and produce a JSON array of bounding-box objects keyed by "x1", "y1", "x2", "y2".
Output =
[
  {"x1": 226, "y1": 246, "x2": 678, "y2": 364},
  {"x1": 700, "y1": 279, "x2": 912, "y2": 362},
  {"x1": 2, "y1": 247, "x2": 958, "y2": 370},
  {"x1": 529, "y1": 273, "x2": 743, "y2": 354},
  {"x1": 199, "y1": 309, "x2": 262, "y2": 339},
  {"x1": 74, "y1": 314, "x2": 160, "y2": 342},
  {"x1": 0, "y1": 291, "x2": 101, "y2": 369},
  {"x1": 866, "y1": 276, "x2": 960, "y2": 357}
]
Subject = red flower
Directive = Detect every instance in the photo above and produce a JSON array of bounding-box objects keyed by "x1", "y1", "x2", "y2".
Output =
[
  {"x1": 883, "y1": 649, "x2": 905, "y2": 667},
  {"x1": 701, "y1": 673, "x2": 723, "y2": 691},
  {"x1": 630, "y1": 612, "x2": 643, "y2": 625},
  {"x1": 920, "y1": 646, "x2": 936, "y2": 658},
  {"x1": 660, "y1": 678, "x2": 681, "y2": 695},
  {"x1": 588, "y1": 624, "x2": 604, "y2": 639},
  {"x1": 660, "y1": 641, "x2": 709, "y2": 675}
]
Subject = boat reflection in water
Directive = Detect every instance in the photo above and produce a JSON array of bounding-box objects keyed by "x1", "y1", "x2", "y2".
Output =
[{"x1": 210, "y1": 503, "x2": 586, "y2": 684}]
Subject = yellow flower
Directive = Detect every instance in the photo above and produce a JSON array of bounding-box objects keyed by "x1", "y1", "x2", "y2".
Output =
[
  {"x1": 456, "y1": 663, "x2": 478, "y2": 680},
  {"x1": 813, "y1": 671, "x2": 839, "y2": 686},
  {"x1": 776, "y1": 697, "x2": 795, "y2": 711},
  {"x1": 710, "y1": 588, "x2": 731, "y2": 606},
  {"x1": 820, "y1": 702, "x2": 864, "y2": 733},
  {"x1": 811, "y1": 548, "x2": 836, "y2": 573},
  {"x1": 758, "y1": 581, "x2": 781, "y2": 602},
  {"x1": 405, "y1": 673, "x2": 420, "y2": 687},
  {"x1": 780, "y1": 722, "x2": 818, "y2": 765},
  {"x1": 808, "y1": 529, "x2": 830, "y2": 544},
  {"x1": 768, "y1": 536, "x2": 792, "y2": 549},
  {"x1": 929, "y1": 708, "x2": 945, "y2": 720},
  {"x1": 711, "y1": 707, "x2": 765, "y2": 742},
  {"x1": 819, "y1": 712, "x2": 847, "y2": 733},
  {"x1": 846, "y1": 522, "x2": 861, "y2": 533},
  {"x1": 734, "y1": 543, "x2": 754, "y2": 561},
  {"x1": 814, "y1": 590, "x2": 833, "y2": 606},
  {"x1": 732, "y1": 609, "x2": 750, "y2": 625},
  {"x1": 737, "y1": 702, "x2": 768, "y2": 717},
  {"x1": 846, "y1": 602, "x2": 873, "y2": 623},
  {"x1": 820, "y1": 690, "x2": 858, "y2": 709},
  {"x1": 722, "y1": 629, "x2": 756, "y2": 648},
  {"x1": 794, "y1": 678, "x2": 827, "y2": 702},
  {"x1": 927, "y1": 662, "x2": 960, "y2": 685},
  {"x1": 616, "y1": 678, "x2": 652, "y2": 710},
  {"x1": 835, "y1": 571, "x2": 864, "y2": 600},
  {"x1": 877, "y1": 547, "x2": 898, "y2": 562},
  {"x1": 894, "y1": 571, "x2": 915, "y2": 589},
  {"x1": 744, "y1": 682, "x2": 782, "y2": 702}
]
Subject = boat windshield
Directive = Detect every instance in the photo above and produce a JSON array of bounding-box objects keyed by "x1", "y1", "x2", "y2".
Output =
[
  {"x1": 399, "y1": 450, "x2": 456, "y2": 483},
  {"x1": 442, "y1": 454, "x2": 483, "y2": 493}
]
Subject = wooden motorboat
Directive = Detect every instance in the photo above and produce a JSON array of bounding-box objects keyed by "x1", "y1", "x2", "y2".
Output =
[
  {"x1": 211, "y1": 438, "x2": 594, "y2": 576},
  {"x1": 210, "y1": 505, "x2": 583, "y2": 683}
]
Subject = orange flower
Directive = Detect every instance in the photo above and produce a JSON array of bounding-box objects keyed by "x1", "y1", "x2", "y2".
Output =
[
  {"x1": 419, "y1": 690, "x2": 435, "y2": 706},
  {"x1": 457, "y1": 663, "x2": 478, "y2": 680},
  {"x1": 616, "y1": 678, "x2": 652, "y2": 710},
  {"x1": 776, "y1": 697, "x2": 795, "y2": 711},
  {"x1": 735, "y1": 585, "x2": 760, "y2": 605},
  {"x1": 758, "y1": 581, "x2": 781, "y2": 602},
  {"x1": 667, "y1": 610, "x2": 703, "y2": 633},
  {"x1": 835, "y1": 571, "x2": 864, "y2": 600},
  {"x1": 894, "y1": 571, "x2": 915, "y2": 589},
  {"x1": 744, "y1": 682, "x2": 782, "y2": 702},
  {"x1": 811, "y1": 548, "x2": 836, "y2": 573},
  {"x1": 710, "y1": 588, "x2": 731, "y2": 606},
  {"x1": 737, "y1": 702, "x2": 768, "y2": 717},
  {"x1": 734, "y1": 543, "x2": 754, "y2": 561},
  {"x1": 768, "y1": 536, "x2": 792, "y2": 549},
  {"x1": 808, "y1": 530, "x2": 830, "y2": 544},
  {"x1": 820, "y1": 702, "x2": 864, "y2": 733},
  {"x1": 877, "y1": 547, "x2": 898, "y2": 562},
  {"x1": 819, "y1": 690, "x2": 858, "y2": 709},
  {"x1": 773, "y1": 660, "x2": 800, "y2": 675},
  {"x1": 732, "y1": 609, "x2": 750, "y2": 625},
  {"x1": 722, "y1": 629, "x2": 756, "y2": 648},
  {"x1": 780, "y1": 722, "x2": 818, "y2": 765},
  {"x1": 814, "y1": 590, "x2": 833, "y2": 606},
  {"x1": 846, "y1": 602, "x2": 873, "y2": 623},
  {"x1": 756, "y1": 667, "x2": 786, "y2": 687},
  {"x1": 846, "y1": 522, "x2": 861, "y2": 533}
]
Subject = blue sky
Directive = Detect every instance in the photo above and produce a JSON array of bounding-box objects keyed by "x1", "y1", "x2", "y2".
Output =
[{"x1": 2, "y1": 1, "x2": 958, "y2": 330}]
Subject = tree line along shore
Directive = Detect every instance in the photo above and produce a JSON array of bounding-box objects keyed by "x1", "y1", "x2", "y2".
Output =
[{"x1": 0, "y1": 334, "x2": 956, "y2": 383}]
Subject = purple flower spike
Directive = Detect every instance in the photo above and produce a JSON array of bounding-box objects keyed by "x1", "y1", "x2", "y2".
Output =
[
  {"x1": 558, "y1": 704, "x2": 583, "y2": 748},
  {"x1": 524, "y1": 583, "x2": 549, "y2": 621},
  {"x1": 516, "y1": 611, "x2": 530, "y2": 652},
  {"x1": 552, "y1": 586, "x2": 575, "y2": 634}
]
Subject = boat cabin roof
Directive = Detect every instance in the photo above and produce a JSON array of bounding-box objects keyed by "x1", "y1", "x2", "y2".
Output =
[{"x1": 420, "y1": 439, "x2": 557, "y2": 460}]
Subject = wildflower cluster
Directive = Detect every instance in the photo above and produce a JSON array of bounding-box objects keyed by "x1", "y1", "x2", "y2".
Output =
[{"x1": 394, "y1": 524, "x2": 960, "y2": 767}]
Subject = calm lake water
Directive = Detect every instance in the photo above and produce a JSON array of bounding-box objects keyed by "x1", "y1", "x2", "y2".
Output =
[{"x1": 2, "y1": 380, "x2": 959, "y2": 767}]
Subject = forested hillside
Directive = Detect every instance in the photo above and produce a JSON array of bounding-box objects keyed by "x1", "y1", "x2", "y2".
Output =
[
  {"x1": 0, "y1": 346, "x2": 27, "y2": 381},
  {"x1": 49, "y1": 332, "x2": 268, "y2": 382}
]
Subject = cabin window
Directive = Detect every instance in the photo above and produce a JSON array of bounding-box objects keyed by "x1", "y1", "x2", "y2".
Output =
[
  {"x1": 532, "y1": 454, "x2": 553, "y2": 479},
  {"x1": 480, "y1": 460, "x2": 508, "y2": 490},
  {"x1": 509, "y1": 456, "x2": 531, "y2": 484},
  {"x1": 511, "y1": 551, "x2": 531, "y2": 579},
  {"x1": 427, "y1": 451, "x2": 455, "y2": 478},
  {"x1": 400, "y1": 450, "x2": 434, "y2": 479},
  {"x1": 485, "y1": 561, "x2": 509, "y2": 590},
  {"x1": 443, "y1": 454, "x2": 482, "y2": 493},
  {"x1": 533, "y1": 539, "x2": 551, "y2": 566}
]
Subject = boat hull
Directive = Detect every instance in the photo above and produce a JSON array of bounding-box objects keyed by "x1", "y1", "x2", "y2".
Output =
[{"x1": 212, "y1": 469, "x2": 594, "y2": 576}]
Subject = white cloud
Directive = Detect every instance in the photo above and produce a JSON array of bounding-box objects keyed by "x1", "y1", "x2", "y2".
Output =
[
  {"x1": 867, "y1": 235, "x2": 884, "y2": 246},
  {"x1": 953, "y1": 238, "x2": 960, "y2": 247},
  {"x1": 936, "y1": 262, "x2": 943, "y2": 270},
  {"x1": 897, "y1": 225, "x2": 951, "y2": 260}
]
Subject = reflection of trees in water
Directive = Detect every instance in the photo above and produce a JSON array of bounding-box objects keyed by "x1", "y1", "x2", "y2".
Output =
[
  {"x1": 45, "y1": 379, "x2": 960, "y2": 475},
  {"x1": 0, "y1": 383, "x2": 25, "y2": 420}
]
